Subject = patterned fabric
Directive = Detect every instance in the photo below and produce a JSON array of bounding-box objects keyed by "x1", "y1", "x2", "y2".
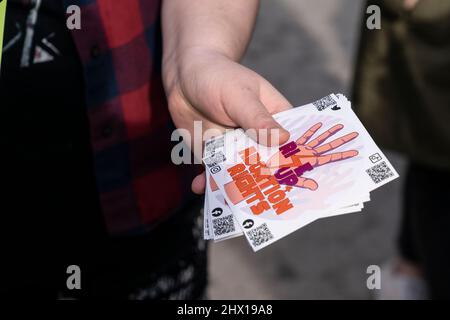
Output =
[{"x1": 64, "y1": 0, "x2": 196, "y2": 234}]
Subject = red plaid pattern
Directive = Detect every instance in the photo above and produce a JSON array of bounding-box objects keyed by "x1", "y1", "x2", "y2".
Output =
[{"x1": 65, "y1": 0, "x2": 196, "y2": 234}]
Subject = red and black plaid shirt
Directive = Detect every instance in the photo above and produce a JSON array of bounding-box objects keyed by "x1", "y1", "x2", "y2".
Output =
[{"x1": 66, "y1": 0, "x2": 196, "y2": 235}]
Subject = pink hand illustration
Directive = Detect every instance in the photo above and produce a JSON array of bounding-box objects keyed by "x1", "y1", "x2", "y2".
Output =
[
  {"x1": 222, "y1": 122, "x2": 359, "y2": 205},
  {"x1": 262, "y1": 122, "x2": 359, "y2": 190}
]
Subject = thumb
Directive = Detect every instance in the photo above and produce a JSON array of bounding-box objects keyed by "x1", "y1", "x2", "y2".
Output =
[{"x1": 224, "y1": 89, "x2": 290, "y2": 146}]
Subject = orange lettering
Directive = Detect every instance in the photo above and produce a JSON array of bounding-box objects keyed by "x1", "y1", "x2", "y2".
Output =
[
  {"x1": 251, "y1": 201, "x2": 270, "y2": 215},
  {"x1": 273, "y1": 198, "x2": 294, "y2": 215}
]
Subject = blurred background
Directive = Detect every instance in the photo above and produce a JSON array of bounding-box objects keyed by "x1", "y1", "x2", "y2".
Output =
[{"x1": 208, "y1": 0, "x2": 406, "y2": 299}]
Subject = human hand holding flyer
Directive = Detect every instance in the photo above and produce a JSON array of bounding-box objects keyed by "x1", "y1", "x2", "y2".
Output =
[{"x1": 203, "y1": 94, "x2": 399, "y2": 251}]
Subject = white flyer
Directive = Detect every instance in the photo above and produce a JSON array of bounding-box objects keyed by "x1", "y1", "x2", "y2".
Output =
[{"x1": 203, "y1": 94, "x2": 399, "y2": 251}]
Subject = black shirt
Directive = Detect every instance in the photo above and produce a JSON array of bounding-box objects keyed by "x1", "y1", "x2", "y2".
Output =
[{"x1": 0, "y1": 0, "x2": 106, "y2": 267}]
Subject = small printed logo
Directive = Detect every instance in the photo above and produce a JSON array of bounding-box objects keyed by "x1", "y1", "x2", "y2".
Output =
[
  {"x1": 331, "y1": 105, "x2": 341, "y2": 111},
  {"x1": 210, "y1": 166, "x2": 221, "y2": 174},
  {"x1": 211, "y1": 207, "x2": 223, "y2": 217},
  {"x1": 242, "y1": 219, "x2": 254, "y2": 229},
  {"x1": 369, "y1": 153, "x2": 382, "y2": 164}
]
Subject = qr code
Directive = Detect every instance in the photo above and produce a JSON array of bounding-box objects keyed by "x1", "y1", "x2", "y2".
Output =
[
  {"x1": 366, "y1": 161, "x2": 394, "y2": 184},
  {"x1": 212, "y1": 215, "x2": 235, "y2": 236},
  {"x1": 312, "y1": 95, "x2": 337, "y2": 111},
  {"x1": 205, "y1": 137, "x2": 224, "y2": 157},
  {"x1": 246, "y1": 223, "x2": 274, "y2": 247},
  {"x1": 204, "y1": 151, "x2": 226, "y2": 168}
]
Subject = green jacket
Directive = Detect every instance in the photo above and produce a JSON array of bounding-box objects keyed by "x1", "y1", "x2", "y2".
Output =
[{"x1": 353, "y1": 0, "x2": 450, "y2": 169}]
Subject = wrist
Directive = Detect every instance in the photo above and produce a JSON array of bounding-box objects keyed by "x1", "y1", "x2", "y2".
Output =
[{"x1": 162, "y1": 46, "x2": 232, "y2": 94}]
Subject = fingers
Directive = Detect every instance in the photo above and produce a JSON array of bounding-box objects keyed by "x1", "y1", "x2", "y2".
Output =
[
  {"x1": 306, "y1": 124, "x2": 344, "y2": 148},
  {"x1": 169, "y1": 98, "x2": 227, "y2": 162},
  {"x1": 316, "y1": 150, "x2": 359, "y2": 166},
  {"x1": 225, "y1": 88, "x2": 290, "y2": 146},
  {"x1": 210, "y1": 175, "x2": 219, "y2": 192},
  {"x1": 191, "y1": 172, "x2": 206, "y2": 194},
  {"x1": 259, "y1": 78, "x2": 293, "y2": 114},
  {"x1": 315, "y1": 132, "x2": 359, "y2": 154},
  {"x1": 296, "y1": 122, "x2": 322, "y2": 145},
  {"x1": 295, "y1": 177, "x2": 318, "y2": 191}
]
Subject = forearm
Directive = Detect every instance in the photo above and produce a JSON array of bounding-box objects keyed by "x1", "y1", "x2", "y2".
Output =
[
  {"x1": 162, "y1": 0, "x2": 259, "y2": 64},
  {"x1": 159, "y1": 0, "x2": 291, "y2": 194}
]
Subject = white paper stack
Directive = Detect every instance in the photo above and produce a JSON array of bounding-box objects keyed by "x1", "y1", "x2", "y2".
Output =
[{"x1": 202, "y1": 94, "x2": 399, "y2": 251}]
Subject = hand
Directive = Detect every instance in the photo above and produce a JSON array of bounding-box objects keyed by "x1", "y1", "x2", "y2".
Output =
[
  {"x1": 404, "y1": 0, "x2": 420, "y2": 10},
  {"x1": 223, "y1": 122, "x2": 359, "y2": 205},
  {"x1": 262, "y1": 122, "x2": 359, "y2": 190},
  {"x1": 162, "y1": 48, "x2": 292, "y2": 194}
]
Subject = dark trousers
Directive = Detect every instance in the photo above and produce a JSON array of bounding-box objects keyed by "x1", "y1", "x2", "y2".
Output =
[
  {"x1": 0, "y1": 197, "x2": 207, "y2": 299},
  {"x1": 0, "y1": 118, "x2": 206, "y2": 299},
  {"x1": 399, "y1": 162, "x2": 450, "y2": 299}
]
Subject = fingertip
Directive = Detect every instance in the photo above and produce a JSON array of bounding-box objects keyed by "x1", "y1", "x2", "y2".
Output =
[
  {"x1": 315, "y1": 122, "x2": 323, "y2": 129},
  {"x1": 344, "y1": 150, "x2": 359, "y2": 158},
  {"x1": 191, "y1": 173, "x2": 206, "y2": 195},
  {"x1": 305, "y1": 180, "x2": 318, "y2": 191},
  {"x1": 258, "y1": 126, "x2": 290, "y2": 147},
  {"x1": 279, "y1": 128, "x2": 291, "y2": 145}
]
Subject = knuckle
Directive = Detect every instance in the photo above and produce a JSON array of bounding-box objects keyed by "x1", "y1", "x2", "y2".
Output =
[{"x1": 166, "y1": 89, "x2": 188, "y2": 116}]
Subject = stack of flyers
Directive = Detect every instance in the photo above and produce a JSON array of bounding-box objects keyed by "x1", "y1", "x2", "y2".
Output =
[{"x1": 202, "y1": 94, "x2": 399, "y2": 251}]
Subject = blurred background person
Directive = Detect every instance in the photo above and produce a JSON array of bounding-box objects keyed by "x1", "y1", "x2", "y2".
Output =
[{"x1": 353, "y1": 0, "x2": 450, "y2": 299}]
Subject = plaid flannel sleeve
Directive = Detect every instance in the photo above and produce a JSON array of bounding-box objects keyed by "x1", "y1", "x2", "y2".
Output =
[{"x1": 66, "y1": 0, "x2": 197, "y2": 235}]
